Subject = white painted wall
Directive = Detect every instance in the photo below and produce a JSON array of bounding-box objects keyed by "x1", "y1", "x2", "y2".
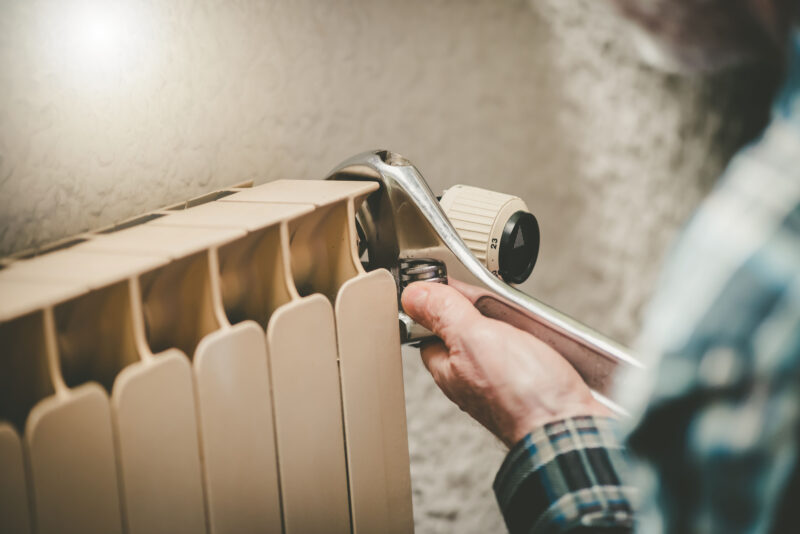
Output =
[{"x1": 0, "y1": 0, "x2": 772, "y2": 531}]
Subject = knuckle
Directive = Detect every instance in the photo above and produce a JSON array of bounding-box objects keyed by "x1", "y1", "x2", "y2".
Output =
[
  {"x1": 429, "y1": 292, "x2": 474, "y2": 340},
  {"x1": 461, "y1": 316, "x2": 503, "y2": 346}
]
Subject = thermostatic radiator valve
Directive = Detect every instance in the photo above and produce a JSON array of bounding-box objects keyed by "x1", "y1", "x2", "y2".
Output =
[{"x1": 439, "y1": 185, "x2": 539, "y2": 284}]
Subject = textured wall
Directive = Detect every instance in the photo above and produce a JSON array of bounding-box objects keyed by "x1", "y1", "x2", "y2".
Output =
[{"x1": 0, "y1": 0, "x2": 774, "y2": 531}]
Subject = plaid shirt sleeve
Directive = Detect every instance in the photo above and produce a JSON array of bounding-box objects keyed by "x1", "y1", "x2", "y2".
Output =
[
  {"x1": 493, "y1": 416, "x2": 636, "y2": 534},
  {"x1": 611, "y1": 28, "x2": 800, "y2": 534}
]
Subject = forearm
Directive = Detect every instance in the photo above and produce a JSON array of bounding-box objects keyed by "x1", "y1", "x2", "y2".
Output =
[{"x1": 494, "y1": 415, "x2": 636, "y2": 534}]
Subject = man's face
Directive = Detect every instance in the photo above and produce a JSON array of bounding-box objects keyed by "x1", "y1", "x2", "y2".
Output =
[{"x1": 613, "y1": 0, "x2": 787, "y2": 72}]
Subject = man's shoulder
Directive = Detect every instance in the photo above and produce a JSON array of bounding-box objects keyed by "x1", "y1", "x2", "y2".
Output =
[
  {"x1": 613, "y1": 117, "x2": 800, "y2": 419},
  {"x1": 640, "y1": 118, "x2": 800, "y2": 359}
]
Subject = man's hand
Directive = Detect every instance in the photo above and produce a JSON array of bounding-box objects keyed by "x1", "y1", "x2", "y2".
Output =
[{"x1": 401, "y1": 281, "x2": 612, "y2": 448}]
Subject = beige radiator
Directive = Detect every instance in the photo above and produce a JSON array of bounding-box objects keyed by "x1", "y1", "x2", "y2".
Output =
[{"x1": 0, "y1": 180, "x2": 414, "y2": 534}]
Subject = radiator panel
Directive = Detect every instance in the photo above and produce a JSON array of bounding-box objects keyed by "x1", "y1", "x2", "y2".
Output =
[
  {"x1": 336, "y1": 269, "x2": 414, "y2": 534},
  {"x1": 193, "y1": 321, "x2": 282, "y2": 533},
  {"x1": 0, "y1": 422, "x2": 32, "y2": 534},
  {"x1": 112, "y1": 350, "x2": 207, "y2": 534},
  {"x1": 26, "y1": 384, "x2": 123, "y2": 534},
  {"x1": 267, "y1": 294, "x2": 352, "y2": 534}
]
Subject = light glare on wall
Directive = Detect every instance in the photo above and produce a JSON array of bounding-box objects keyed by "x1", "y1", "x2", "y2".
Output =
[
  {"x1": 43, "y1": 1, "x2": 149, "y2": 85},
  {"x1": 69, "y1": 9, "x2": 122, "y2": 67}
]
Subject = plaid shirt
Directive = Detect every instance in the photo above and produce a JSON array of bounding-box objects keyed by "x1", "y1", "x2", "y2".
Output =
[{"x1": 495, "y1": 28, "x2": 800, "y2": 534}]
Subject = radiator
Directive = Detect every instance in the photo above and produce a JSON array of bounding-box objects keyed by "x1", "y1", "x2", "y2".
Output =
[{"x1": 0, "y1": 180, "x2": 413, "y2": 534}]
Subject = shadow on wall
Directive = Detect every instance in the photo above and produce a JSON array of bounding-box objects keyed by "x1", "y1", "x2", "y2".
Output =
[{"x1": 521, "y1": 0, "x2": 777, "y2": 344}]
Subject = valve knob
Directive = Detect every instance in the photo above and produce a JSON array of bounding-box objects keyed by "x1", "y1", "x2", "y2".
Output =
[{"x1": 439, "y1": 185, "x2": 539, "y2": 284}]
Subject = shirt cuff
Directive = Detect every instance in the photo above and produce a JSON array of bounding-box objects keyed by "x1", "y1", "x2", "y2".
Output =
[{"x1": 493, "y1": 415, "x2": 636, "y2": 534}]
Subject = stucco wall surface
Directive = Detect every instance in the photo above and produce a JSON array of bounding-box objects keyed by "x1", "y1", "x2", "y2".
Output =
[{"x1": 0, "y1": 0, "x2": 775, "y2": 531}]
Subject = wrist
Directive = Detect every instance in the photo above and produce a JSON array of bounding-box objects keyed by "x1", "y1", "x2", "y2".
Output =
[{"x1": 504, "y1": 398, "x2": 614, "y2": 448}]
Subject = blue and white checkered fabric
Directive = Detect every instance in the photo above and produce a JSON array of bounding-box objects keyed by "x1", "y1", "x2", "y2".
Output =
[{"x1": 494, "y1": 416, "x2": 636, "y2": 533}]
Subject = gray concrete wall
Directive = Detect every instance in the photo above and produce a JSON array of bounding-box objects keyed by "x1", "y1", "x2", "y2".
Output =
[{"x1": 0, "y1": 0, "x2": 773, "y2": 531}]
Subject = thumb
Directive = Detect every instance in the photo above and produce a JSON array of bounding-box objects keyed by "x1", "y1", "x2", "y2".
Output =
[{"x1": 401, "y1": 282, "x2": 483, "y2": 348}]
